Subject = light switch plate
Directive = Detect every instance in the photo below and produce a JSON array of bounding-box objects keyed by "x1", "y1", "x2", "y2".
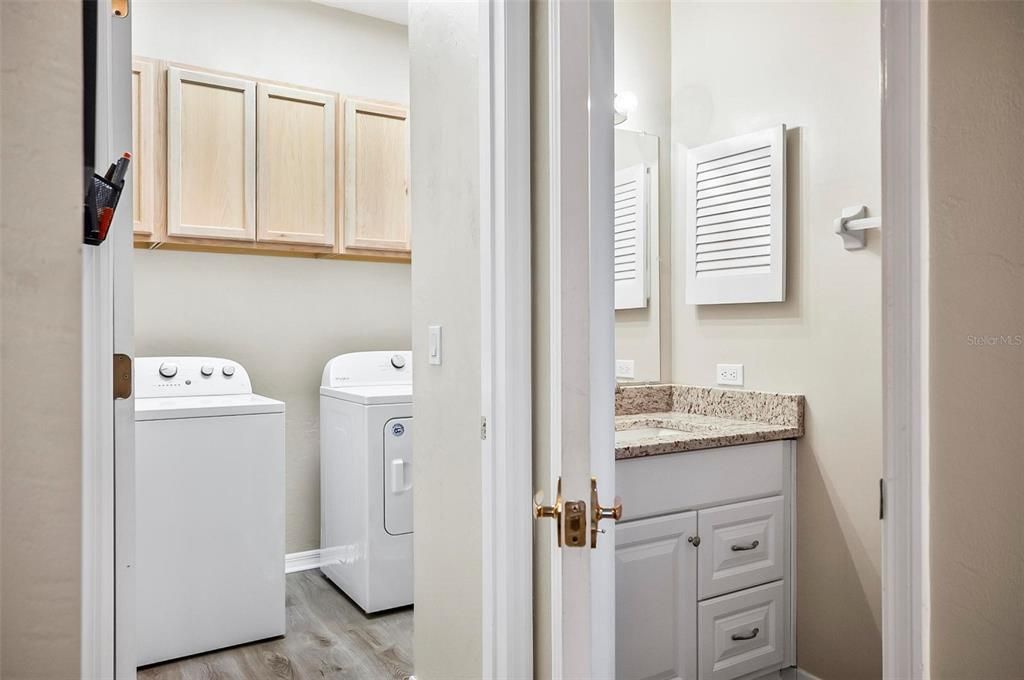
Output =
[
  {"x1": 428, "y1": 325, "x2": 442, "y2": 365},
  {"x1": 716, "y1": 363, "x2": 744, "y2": 386},
  {"x1": 615, "y1": 360, "x2": 635, "y2": 380}
]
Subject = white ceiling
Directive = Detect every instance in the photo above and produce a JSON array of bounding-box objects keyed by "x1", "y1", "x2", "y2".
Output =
[{"x1": 310, "y1": 0, "x2": 409, "y2": 26}]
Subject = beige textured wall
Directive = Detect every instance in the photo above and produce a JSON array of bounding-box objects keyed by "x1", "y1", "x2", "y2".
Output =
[
  {"x1": 0, "y1": 2, "x2": 83, "y2": 677},
  {"x1": 670, "y1": 3, "x2": 882, "y2": 678},
  {"x1": 132, "y1": 0, "x2": 411, "y2": 553},
  {"x1": 409, "y1": 2, "x2": 482, "y2": 677},
  {"x1": 614, "y1": 0, "x2": 672, "y2": 382},
  {"x1": 928, "y1": 2, "x2": 1024, "y2": 677}
]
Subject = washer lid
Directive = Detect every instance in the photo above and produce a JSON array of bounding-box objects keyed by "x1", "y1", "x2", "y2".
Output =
[
  {"x1": 135, "y1": 394, "x2": 285, "y2": 421},
  {"x1": 320, "y1": 384, "x2": 413, "y2": 406}
]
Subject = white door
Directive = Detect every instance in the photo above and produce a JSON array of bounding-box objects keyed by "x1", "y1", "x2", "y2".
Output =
[{"x1": 533, "y1": 0, "x2": 618, "y2": 677}]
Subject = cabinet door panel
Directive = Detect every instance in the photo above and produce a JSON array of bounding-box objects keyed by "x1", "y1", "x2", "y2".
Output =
[
  {"x1": 257, "y1": 84, "x2": 336, "y2": 246},
  {"x1": 343, "y1": 99, "x2": 410, "y2": 252},
  {"x1": 132, "y1": 58, "x2": 163, "y2": 237},
  {"x1": 697, "y1": 495, "x2": 785, "y2": 599},
  {"x1": 616, "y1": 512, "x2": 698, "y2": 680},
  {"x1": 167, "y1": 67, "x2": 256, "y2": 241},
  {"x1": 698, "y1": 581, "x2": 785, "y2": 680}
]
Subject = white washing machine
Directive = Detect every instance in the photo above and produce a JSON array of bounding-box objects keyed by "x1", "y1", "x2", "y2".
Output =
[
  {"x1": 320, "y1": 351, "x2": 413, "y2": 613},
  {"x1": 134, "y1": 357, "x2": 285, "y2": 666}
]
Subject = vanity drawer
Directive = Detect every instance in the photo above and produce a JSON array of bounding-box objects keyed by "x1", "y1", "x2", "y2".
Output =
[
  {"x1": 697, "y1": 495, "x2": 784, "y2": 599},
  {"x1": 698, "y1": 580, "x2": 785, "y2": 680}
]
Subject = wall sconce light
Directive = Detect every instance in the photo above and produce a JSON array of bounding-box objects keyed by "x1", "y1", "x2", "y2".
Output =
[{"x1": 614, "y1": 91, "x2": 638, "y2": 126}]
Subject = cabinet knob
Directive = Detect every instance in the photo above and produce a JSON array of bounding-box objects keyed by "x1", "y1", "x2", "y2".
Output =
[{"x1": 687, "y1": 535, "x2": 701, "y2": 547}]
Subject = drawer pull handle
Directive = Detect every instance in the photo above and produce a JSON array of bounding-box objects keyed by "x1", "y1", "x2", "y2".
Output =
[
  {"x1": 731, "y1": 627, "x2": 760, "y2": 641},
  {"x1": 730, "y1": 540, "x2": 760, "y2": 552}
]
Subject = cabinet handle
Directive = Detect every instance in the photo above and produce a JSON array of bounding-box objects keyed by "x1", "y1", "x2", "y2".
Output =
[
  {"x1": 730, "y1": 540, "x2": 760, "y2": 552},
  {"x1": 731, "y1": 627, "x2": 760, "y2": 641}
]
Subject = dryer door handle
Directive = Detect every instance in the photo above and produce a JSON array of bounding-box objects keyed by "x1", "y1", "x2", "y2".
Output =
[{"x1": 391, "y1": 459, "x2": 412, "y2": 494}]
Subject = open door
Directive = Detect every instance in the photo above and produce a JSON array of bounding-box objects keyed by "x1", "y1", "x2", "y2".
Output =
[{"x1": 532, "y1": 1, "x2": 618, "y2": 677}]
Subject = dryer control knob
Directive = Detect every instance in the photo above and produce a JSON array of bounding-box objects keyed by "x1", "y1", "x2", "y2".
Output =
[
  {"x1": 158, "y1": 362, "x2": 178, "y2": 379},
  {"x1": 390, "y1": 354, "x2": 406, "y2": 369},
  {"x1": 222, "y1": 365, "x2": 236, "y2": 377},
  {"x1": 200, "y1": 365, "x2": 214, "y2": 377}
]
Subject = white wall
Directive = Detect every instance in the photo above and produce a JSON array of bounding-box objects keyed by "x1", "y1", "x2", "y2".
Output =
[
  {"x1": 614, "y1": 0, "x2": 671, "y2": 381},
  {"x1": 132, "y1": 0, "x2": 411, "y2": 553},
  {"x1": 671, "y1": 3, "x2": 882, "y2": 678},
  {"x1": 408, "y1": 2, "x2": 482, "y2": 677},
  {"x1": 1, "y1": 2, "x2": 83, "y2": 676}
]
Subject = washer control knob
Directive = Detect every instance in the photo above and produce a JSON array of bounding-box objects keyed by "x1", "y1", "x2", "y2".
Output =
[
  {"x1": 200, "y1": 365, "x2": 214, "y2": 377},
  {"x1": 390, "y1": 354, "x2": 406, "y2": 369},
  {"x1": 158, "y1": 362, "x2": 178, "y2": 379},
  {"x1": 222, "y1": 365, "x2": 236, "y2": 377}
]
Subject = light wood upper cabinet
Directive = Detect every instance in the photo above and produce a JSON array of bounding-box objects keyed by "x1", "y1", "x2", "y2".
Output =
[
  {"x1": 131, "y1": 58, "x2": 160, "y2": 236},
  {"x1": 167, "y1": 67, "x2": 256, "y2": 241},
  {"x1": 257, "y1": 84, "x2": 336, "y2": 247},
  {"x1": 342, "y1": 99, "x2": 410, "y2": 253}
]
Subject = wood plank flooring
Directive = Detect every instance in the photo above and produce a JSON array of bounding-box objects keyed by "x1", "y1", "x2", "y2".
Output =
[{"x1": 138, "y1": 570, "x2": 413, "y2": 680}]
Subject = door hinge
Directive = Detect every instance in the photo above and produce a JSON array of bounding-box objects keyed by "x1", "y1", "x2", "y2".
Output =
[
  {"x1": 879, "y1": 478, "x2": 886, "y2": 520},
  {"x1": 480, "y1": 416, "x2": 487, "y2": 440},
  {"x1": 114, "y1": 353, "x2": 133, "y2": 399}
]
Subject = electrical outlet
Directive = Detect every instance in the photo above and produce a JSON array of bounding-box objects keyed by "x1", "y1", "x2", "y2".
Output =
[
  {"x1": 615, "y1": 359, "x2": 636, "y2": 380},
  {"x1": 716, "y1": 363, "x2": 744, "y2": 386}
]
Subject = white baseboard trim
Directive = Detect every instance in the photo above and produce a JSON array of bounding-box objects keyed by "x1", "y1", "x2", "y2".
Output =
[
  {"x1": 285, "y1": 549, "x2": 322, "y2": 574},
  {"x1": 781, "y1": 668, "x2": 824, "y2": 680}
]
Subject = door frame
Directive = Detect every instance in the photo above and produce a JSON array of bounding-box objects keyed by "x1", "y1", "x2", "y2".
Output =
[
  {"x1": 479, "y1": 1, "x2": 534, "y2": 678},
  {"x1": 82, "y1": 1, "x2": 931, "y2": 678},
  {"x1": 82, "y1": 1, "x2": 539, "y2": 677},
  {"x1": 880, "y1": 0, "x2": 930, "y2": 678}
]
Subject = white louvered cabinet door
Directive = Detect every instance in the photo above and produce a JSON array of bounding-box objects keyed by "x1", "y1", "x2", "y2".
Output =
[
  {"x1": 614, "y1": 163, "x2": 649, "y2": 310},
  {"x1": 685, "y1": 126, "x2": 786, "y2": 305}
]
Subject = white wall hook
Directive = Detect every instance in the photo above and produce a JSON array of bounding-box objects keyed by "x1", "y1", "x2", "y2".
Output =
[{"x1": 835, "y1": 204, "x2": 882, "y2": 250}]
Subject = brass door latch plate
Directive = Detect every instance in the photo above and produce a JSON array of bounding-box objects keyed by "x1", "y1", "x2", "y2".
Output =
[
  {"x1": 114, "y1": 353, "x2": 132, "y2": 399},
  {"x1": 563, "y1": 500, "x2": 587, "y2": 548},
  {"x1": 535, "y1": 478, "x2": 588, "y2": 548}
]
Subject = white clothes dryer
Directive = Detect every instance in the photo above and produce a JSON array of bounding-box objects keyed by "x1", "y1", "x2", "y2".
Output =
[{"x1": 319, "y1": 351, "x2": 413, "y2": 613}]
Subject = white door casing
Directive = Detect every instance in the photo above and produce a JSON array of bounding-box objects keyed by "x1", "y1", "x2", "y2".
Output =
[{"x1": 479, "y1": 0, "x2": 534, "y2": 678}]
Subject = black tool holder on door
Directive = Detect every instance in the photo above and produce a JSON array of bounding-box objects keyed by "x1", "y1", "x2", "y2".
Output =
[
  {"x1": 82, "y1": 0, "x2": 130, "y2": 247},
  {"x1": 84, "y1": 156, "x2": 130, "y2": 246}
]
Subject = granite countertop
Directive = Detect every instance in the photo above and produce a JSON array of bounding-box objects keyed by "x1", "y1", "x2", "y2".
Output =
[{"x1": 615, "y1": 384, "x2": 804, "y2": 460}]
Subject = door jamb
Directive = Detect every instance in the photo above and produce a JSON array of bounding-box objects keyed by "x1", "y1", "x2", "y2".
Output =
[
  {"x1": 880, "y1": 0, "x2": 929, "y2": 678},
  {"x1": 479, "y1": 1, "x2": 534, "y2": 678}
]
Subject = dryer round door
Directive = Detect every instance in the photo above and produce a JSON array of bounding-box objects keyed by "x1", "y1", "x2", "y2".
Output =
[{"x1": 384, "y1": 417, "x2": 413, "y2": 535}]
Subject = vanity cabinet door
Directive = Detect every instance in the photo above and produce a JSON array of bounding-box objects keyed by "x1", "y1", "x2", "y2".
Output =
[
  {"x1": 167, "y1": 67, "x2": 256, "y2": 241},
  {"x1": 341, "y1": 99, "x2": 410, "y2": 253},
  {"x1": 616, "y1": 512, "x2": 698, "y2": 680},
  {"x1": 257, "y1": 84, "x2": 336, "y2": 247},
  {"x1": 697, "y1": 495, "x2": 785, "y2": 599}
]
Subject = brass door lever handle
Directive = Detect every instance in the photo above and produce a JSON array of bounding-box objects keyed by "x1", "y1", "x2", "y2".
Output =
[
  {"x1": 590, "y1": 477, "x2": 622, "y2": 549},
  {"x1": 534, "y1": 479, "x2": 565, "y2": 547}
]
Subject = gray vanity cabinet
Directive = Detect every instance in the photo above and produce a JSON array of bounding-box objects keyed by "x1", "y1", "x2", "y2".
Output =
[
  {"x1": 616, "y1": 512, "x2": 698, "y2": 680},
  {"x1": 615, "y1": 440, "x2": 796, "y2": 680}
]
